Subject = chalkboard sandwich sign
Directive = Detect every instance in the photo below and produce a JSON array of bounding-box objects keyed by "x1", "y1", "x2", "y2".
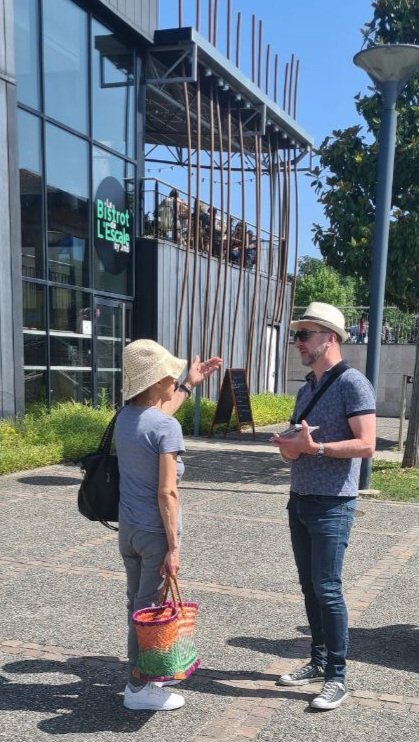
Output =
[{"x1": 209, "y1": 368, "x2": 255, "y2": 439}]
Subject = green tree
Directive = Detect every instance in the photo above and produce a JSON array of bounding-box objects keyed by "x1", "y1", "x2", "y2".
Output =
[
  {"x1": 293, "y1": 256, "x2": 356, "y2": 308},
  {"x1": 311, "y1": 0, "x2": 419, "y2": 312}
]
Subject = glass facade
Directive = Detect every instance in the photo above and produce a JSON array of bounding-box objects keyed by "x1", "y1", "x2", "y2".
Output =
[
  {"x1": 92, "y1": 18, "x2": 135, "y2": 158},
  {"x1": 46, "y1": 125, "x2": 90, "y2": 287},
  {"x1": 14, "y1": 0, "x2": 41, "y2": 109},
  {"x1": 18, "y1": 110, "x2": 43, "y2": 279},
  {"x1": 14, "y1": 0, "x2": 141, "y2": 408},
  {"x1": 43, "y1": 0, "x2": 89, "y2": 133}
]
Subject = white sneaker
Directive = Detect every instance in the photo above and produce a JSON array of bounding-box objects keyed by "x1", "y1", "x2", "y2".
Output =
[
  {"x1": 123, "y1": 682, "x2": 185, "y2": 711},
  {"x1": 310, "y1": 681, "x2": 349, "y2": 710}
]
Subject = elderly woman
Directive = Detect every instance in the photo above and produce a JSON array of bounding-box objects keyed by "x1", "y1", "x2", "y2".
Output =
[{"x1": 116, "y1": 340, "x2": 221, "y2": 712}]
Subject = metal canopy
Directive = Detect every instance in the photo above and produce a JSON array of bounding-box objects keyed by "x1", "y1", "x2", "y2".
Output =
[{"x1": 145, "y1": 27, "x2": 313, "y2": 157}]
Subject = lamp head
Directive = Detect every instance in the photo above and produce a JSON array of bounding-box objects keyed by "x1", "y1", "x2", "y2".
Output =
[{"x1": 354, "y1": 44, "x2": 419, "y2": 91}]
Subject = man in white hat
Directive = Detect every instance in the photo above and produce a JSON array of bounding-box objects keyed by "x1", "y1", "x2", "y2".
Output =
[{"x1": 272, "y1": 302, "x2": 376, "y2": 710}]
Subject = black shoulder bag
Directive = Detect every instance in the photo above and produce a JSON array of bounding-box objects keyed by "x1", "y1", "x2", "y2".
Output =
[
  {"x1": 290, "y1": 361, "x2": 350, "y2": 425},
  {"x1": 78, "y1": 411, "x2": 120, "y2": 531}
]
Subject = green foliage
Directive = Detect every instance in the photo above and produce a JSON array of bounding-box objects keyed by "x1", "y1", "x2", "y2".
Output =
[
  {"x1": 250, "y1": 393, "x2": 295, "y2": 427},
  {"x1": 371, "y1": 460, "x2": 419, "y2": 501},
  {"x1": 294, "y1": 255, "x2": 356, "y2": 307},
  {"x1": 1, "y1": 401, "x2": 417, "y2": 502},
  {"x1": 174, "y1": 393, "x2": 294, "y2": 435},
  {"x1": 0, "y1": 395, "x2": 294, "y2": 475},
  {"x1": 311, "y1": 0, "x2": 419, "y2": 311},
  {"x1": 0, "y1": 402, "x2": 114, "y2": 475}
]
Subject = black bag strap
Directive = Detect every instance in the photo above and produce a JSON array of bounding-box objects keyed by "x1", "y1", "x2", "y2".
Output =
[
  {"x1": 291, "y1": 361, "x2": 350, "y2": 425},
  {"x1": 98, "y1": 410, "x2": 119, "y2": 454},
  {"x1": 88, "y1": 409, "x2": 121, "y2": 532}
]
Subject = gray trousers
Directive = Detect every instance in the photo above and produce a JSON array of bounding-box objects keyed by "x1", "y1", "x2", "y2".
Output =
[{"x1": 118, "y1": 518, "x2": 168, "y2": 681}]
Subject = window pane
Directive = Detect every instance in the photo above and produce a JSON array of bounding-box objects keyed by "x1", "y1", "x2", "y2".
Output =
[
  {"x1": 95, "y1": 303, "x2": 122, "y2": 407},
  {"x1": 46, "y1": 124, "x2": 89, "y2": 287},
  {"x1": 18, "y1": 110, "x2": 44, "y2": 278},
  {"x1": 92, "y1": 19, "x2": 135, "y2": 157},
  {"x1": 125, "y1": 305, "x2": 132, "y2": 343},
  {"x1": 14, "y1": 0, "x2": 40, "y2": 109},
  {"x1": 49, "y1": 287, "x2": 92, "y2": 403},
  {"x1": 93, "y1": 147, "x2": 134, "y2": 294},
  {"x1": 23, "y1": 282, "x2": 47, "y2": 405},
  {"x1": 43, "y1": 0, "x2": 88, "y2": 133}
]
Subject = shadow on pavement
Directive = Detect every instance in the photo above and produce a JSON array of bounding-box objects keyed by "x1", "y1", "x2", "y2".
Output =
[
  {"x1": 0, "y1": 657, "x2": 317, "y2": 730},
  {"x1": 182, "y1": 449, "x2": 290, "y2": 485},
  {"x1": 375, "y1": 436, "x2": 398, "y2": 451},
  {"x1": 188, "y1": 669, "x2": 314, "y2": 701},
  {"x1": 17, "y1": 475, "x2": 81, "y2": 487},
  {"x1": 0, "y1": 657, "x2": 153, "y2": 734},
  {"x1": 228, "y1": 623, "x2": 419, "y2": 674}
]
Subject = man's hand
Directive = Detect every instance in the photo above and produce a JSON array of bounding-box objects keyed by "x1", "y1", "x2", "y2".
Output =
[
  {"x1": 161, "y1": 547, "x2": 180, "y2": 578},
  {"x1": 272, "y1": 420, "x2": 318, "y2": 460},
  {"x1": 185, "y1": 355, "x2": 222, "y2": 388}
]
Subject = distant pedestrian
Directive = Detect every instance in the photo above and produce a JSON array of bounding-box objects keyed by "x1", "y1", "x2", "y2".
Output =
[
  {"x1": 357, "y1": 315, "x2": 366, "y2": 344},
  {"x1": 272, "y1": 302, "x2": 376, "y2": 710}
]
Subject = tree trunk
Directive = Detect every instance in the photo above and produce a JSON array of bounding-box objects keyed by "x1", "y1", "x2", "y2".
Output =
[{"x1": 402, "y1": 333, "x2": 419, "y2": 468}]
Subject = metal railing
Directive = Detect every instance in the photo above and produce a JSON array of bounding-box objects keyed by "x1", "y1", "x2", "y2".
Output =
[
  {"x1": 140, "y1": 177, "x2": 281, "y2": 277},
  {"x1": 292, "y1": 306, "x2": 418, "y2": 345}
]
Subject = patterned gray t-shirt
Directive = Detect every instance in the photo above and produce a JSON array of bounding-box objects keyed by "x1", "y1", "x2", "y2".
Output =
[
  {"x1": 290, "y1": 366, "x2": 376, "y2": 497},
  {"x1": 115, "y1": 405, "x2": 185, "y2": 532}
]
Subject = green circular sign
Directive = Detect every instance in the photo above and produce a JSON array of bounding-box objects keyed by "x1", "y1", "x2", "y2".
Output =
[{"x1": 94, "y1": 176, "x2": 132, "y2": 275}]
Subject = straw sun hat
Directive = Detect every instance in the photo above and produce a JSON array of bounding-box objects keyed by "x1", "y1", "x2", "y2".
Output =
[
  {"x1": 123, "y1": 339, "x2": 187, "y2": 401},
  {"x1": 289, "y1": 302, "x2": 349, "y2": 343}
]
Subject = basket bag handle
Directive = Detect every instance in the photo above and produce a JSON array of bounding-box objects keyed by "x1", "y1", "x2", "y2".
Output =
[{"x1": 159, "y1": 575, "x2": 184, "y2": 611}]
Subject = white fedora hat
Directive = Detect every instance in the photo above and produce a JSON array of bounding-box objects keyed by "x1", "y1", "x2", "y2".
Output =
[
  {"x1": 289, "y1": 302, "x2": 349, "y2": 342},
  {"x1": 123, "y1": 339, "x2": 187, "y2": 400}
]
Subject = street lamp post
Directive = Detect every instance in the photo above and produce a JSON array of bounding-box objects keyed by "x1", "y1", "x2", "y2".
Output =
[{"x1": 353, "y1": 44, "x2": 419, "y2": 490}]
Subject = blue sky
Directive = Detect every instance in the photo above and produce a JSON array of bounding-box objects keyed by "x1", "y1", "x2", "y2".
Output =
[{"x1": 158, "y1": 0, "x2": 375, "y2": 261}]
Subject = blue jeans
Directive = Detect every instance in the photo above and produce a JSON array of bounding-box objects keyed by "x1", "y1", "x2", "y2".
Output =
[
  {"x1": 287, "y1": 493, "x2": 356, "y2": 682},
  {"x1": 118, "y1": 518, "x2": 168, "y2": 683}
]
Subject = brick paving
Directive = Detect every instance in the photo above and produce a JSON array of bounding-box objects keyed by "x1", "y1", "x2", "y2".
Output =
[{"x1": 0, "y1": 419, "x2": 418, "y2": 741}]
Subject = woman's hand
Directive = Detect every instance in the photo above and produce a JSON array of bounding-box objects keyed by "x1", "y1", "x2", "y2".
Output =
[
  {"x1": 161, "y1": 547, "x2": 180, "y2": 578},
  {"x1": 163, "y1": 355, "x2": 222, "y2": 415},
  {"x1": 186, "y1": 355, "x2": 222, "y2": 388}
]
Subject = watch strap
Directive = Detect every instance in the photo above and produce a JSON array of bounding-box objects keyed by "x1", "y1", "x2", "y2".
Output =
[{"x1": 178, "y1": 382, "x2": 192, "y2": 398}]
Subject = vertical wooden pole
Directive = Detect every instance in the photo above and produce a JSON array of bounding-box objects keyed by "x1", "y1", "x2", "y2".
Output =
[{"x1": 236, "y1": 12, "x2": 241, "y2": 67}]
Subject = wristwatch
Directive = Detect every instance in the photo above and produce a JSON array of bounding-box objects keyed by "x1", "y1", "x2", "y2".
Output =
[
  {"x1": 316, "y1": 442, "x2": 325, "y2": 457},
  {"x1": 178, "y1": 382, "x2": 192, "y2": 398}
]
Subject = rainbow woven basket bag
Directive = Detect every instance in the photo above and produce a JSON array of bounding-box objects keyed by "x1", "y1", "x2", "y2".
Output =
[{"x1": 132, "y1": 576, "x2": 200, "y2": 682}]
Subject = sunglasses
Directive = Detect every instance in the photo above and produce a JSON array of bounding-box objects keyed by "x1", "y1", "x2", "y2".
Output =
[{"x1": 294, "y1": 329, "x2": 329, "y2": 342}]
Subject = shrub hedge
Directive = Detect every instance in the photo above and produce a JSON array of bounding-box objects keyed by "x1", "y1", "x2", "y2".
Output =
[
  {"x1": 2, "y1": 399, "x2": 415, "y2": 504},
  {"x1": 0, "y1": 394, "x2": 294, "y2": 475}
]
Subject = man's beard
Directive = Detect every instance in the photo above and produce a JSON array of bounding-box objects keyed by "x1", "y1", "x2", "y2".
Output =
[{"x1": 300, "y1": 343, "x2": 327, "y2": 366}]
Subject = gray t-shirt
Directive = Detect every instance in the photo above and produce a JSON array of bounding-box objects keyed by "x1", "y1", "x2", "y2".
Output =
[
  {"x1": 290, "y1": 366, "x2": 376, "y2": 497},
  {"x1": 115, "y1": 405, "x2": 185, "y2": 532}
]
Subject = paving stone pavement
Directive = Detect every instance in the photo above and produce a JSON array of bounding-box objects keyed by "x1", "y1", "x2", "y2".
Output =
[{"x1": 0, "y1": 418, "x2": 418, "y2": 741}]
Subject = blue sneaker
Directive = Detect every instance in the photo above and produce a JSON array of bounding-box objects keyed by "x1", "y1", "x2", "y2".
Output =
[
  {"x1": 310, "y1": 681, "x2": 349, "y2": 710},
  {"x1": 276, "y1": 663, "x2": 324, "y2": 686}
]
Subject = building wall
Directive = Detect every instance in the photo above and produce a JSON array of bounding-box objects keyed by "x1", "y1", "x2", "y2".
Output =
[
  {"x1": 136, "y1": 238, "x2": 291, "y2": 398},
  {"x1": 0, "y1": 0, "x2": 24, "y2": 416},
  {"x1": 96, "y1": 0, "x2": 158, "y2": 41},
  {"x1": 287, "y1": 343, "x2": 416, "y2": 417},
  {"x1": 12, "y1": 0, "x2": 148, "y2": 410}
]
